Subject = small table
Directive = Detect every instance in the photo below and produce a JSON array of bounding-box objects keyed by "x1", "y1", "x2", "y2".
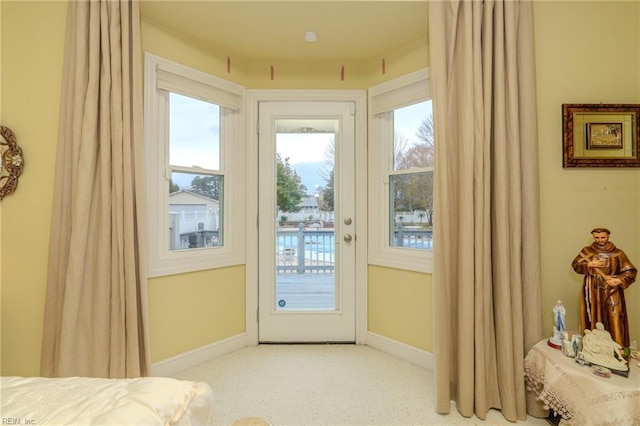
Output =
[{"x1": 524, "y1": 339, "x2": 640, "y2": 425}]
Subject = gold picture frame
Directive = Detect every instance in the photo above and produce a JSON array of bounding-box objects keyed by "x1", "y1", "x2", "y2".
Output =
[{"x1": 562, "y1": 104, "x2": 640, "y2": 168}]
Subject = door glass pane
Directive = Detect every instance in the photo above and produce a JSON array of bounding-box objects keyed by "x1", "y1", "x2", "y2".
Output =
[{"x1": 274, "y1": 120, "x2": 337, "y2": 310}]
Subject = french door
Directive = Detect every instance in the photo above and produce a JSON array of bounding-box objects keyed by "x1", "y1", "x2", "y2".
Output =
[{"x1": 258, "y1": 101, "x2": 356, "y2": 342}]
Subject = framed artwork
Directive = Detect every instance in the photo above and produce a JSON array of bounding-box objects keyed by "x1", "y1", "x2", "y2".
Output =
[
  {"x1": 562, "y1": 104, "x2": 640, "y2": 168},
  {"x1": 1, "y1": 125, "x2": 24, "y2": 200}
]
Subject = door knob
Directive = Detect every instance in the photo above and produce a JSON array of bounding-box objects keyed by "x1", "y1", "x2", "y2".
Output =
[
  {"x1": 343, "y1": 217, "x2": 352, "y2": 225},
  {"x1": 343, "y1": 234, "x2": 353, "y2": 243}
]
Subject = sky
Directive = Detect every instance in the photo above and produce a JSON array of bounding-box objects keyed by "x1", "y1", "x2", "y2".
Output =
[
  {"x1": 170, "y1": 92, "x2": 220, "y2": 171},
  {"x1": 276, "y1": 100, "x2": 433, "y2": 165},
  {"x1": 277, "y1": 133, "x2": 333, "y2": 192},
  {"x1": 277, "y1": 133, "x2": 333, "y2": 165},
  {"x1": 276, "y1": 100, "x2": 433, "y2": 191},
  {"x1": 395, "y1": 100, "x2": 433, "y2": 144},
  {"x1": 169, "y1": 95, "x2": 432, "y2": 191}
]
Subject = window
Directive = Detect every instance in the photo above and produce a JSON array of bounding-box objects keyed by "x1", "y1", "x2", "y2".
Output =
[
  {"x1": 144, "y1": 54, "x2": 245, "y2": 277},
  {"x1": 368, "y1": 69, "x2": 433, "y2": 273},
  {"x1": 168, "y1": 94, "x2": 223, "y2": 251},
  {"x1": 390, "y1": 101, "x2": 433, "y2": 249}
]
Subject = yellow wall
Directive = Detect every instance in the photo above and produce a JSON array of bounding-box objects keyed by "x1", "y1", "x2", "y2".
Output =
[
  {"x1": 142, "y1": 19, "x2": 248, "y2": 87},
  {"x1": 142, "y1": 17, "x2": 427, "y2": 90},
  {"x1": 241, "y1": 36, "x2": 428, "y2": 89},
  {"x1": 362, "y1": 37, "x2": 429, "y2": 88},
  {"x1": 534, "y1": 1, "x2": 640, "y2": 342},
  {"x1": 366, "y1": 2, "x2": 640, "y2": 351},
  {"x1": 0, "y1": 0, "x2": 3, "y2": 330},
  {"x1": 368, "y1": 265, "x2": 432, "y2": 352},
  {"x1": 1, "y1": 0, "x2": 66, "y2": 376},
  {"x1": 141, "y1": 19, "x2": 251, "y2": 364},
  {"x1": 2, "y1": 0, "x2": 639, "y2": 377},
  {"x1": 149, "y1": 266, "x2": 245, "y2": 362}
]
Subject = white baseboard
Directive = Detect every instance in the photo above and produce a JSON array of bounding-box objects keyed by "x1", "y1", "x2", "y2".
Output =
[
  {"x1": 151, "y1": 333, "x2": 248, "y2": 377},
  {"x1": 366, "y1": 332, "x2": 434, "y2": 371},
  {"x1": 151, "y1": 332, "x2": 432, "y2": 376}
]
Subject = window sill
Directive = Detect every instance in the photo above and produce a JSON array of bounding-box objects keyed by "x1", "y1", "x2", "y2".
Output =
[{"x1": 368, "y1": 247, "x2": 433, "y2": 274}]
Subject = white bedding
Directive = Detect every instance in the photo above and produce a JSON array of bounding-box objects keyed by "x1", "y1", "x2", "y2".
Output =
[{"x1": 1, "y1": 376, "x2": 215, "y2": 425}]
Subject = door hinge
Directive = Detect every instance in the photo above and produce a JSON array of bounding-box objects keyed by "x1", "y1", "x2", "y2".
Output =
[{"x1": 257, "y1": 308, "x2": 260, "y2": 324}]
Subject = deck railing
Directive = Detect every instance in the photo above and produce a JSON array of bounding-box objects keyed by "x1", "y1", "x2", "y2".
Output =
[
  {"x1": 394, "y1": 225, "x2": 433, "y2": 249},
  {"x1": 276, "y1": 224, "x2": 432, "y2": 274},
  {"x1": 277, "y1": 225, "x2": 334, "y2": 274}
]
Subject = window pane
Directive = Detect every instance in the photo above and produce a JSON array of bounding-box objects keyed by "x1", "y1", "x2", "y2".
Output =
[
  {"x1": 393, "y1": 100, "x2": 433, "y2": 171},
  {"x1": 389, "y1": 172, "x2": 433, "y2": 250},
  {"x1": 169, "y1": 93, "x2": 220, "y2": 170},
  {"x1": 169, "y1": 171, "x2": 223, "y2": 251}
]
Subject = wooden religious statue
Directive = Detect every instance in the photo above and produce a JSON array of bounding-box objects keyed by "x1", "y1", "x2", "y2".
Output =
[{"x1": 571, "y1": 228, "x2": 637, "y2": 348}]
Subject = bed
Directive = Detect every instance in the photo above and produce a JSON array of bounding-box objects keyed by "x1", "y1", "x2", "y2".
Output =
[{"x1": 0, "y1": 376, "x2": 215, "y2": 425}]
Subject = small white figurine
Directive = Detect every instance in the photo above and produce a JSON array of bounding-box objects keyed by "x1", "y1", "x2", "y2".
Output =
[
  {"x1": 549, "y1": 300, "x2": 566, "y2": 349},
  {"x1": 562, "y1": 332, "x2": 582, "y2": 358},
  {"x1": 579, "y1": 322, "x2": 629, "y2": 371},
  {"x1": 554, "y1": 300, "x2": 567, "y2": 332}
]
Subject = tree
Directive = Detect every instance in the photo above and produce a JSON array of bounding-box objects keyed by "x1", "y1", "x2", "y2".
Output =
[
  {"x1": 318, "y1": 137, "x2": 335, "y2": 183},
  {"x1": 392, "y1": 114, "x2": 435, "y2": 226},
  {"x1": 277, "y1": 154, "x2": 307, "y2": 213},
  {"x1": 393, "y1": 133, "x2": 411, "y2": 169},
  {"x1": 416, "y1": 115, "x2": 435, "y2": 151},
  {"x1": 394, "y1": 115, "x2": 434, "y2": 169},
  {"x1": 190, "y1": 175, "x2": 221, "y2": 199},
  {"x1": 318, "y1": 137, "x2": 335, "y2": 212},
  {"x1": 322, "y1": 169, "x2": 334, "y2": 211},
  {"x1": 169, "y1": 179, "x2": 180, "y2": 193}
]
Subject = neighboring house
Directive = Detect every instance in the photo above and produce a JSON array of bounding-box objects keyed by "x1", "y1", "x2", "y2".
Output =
[
  {"x1": 169, "y1": 190, "x2": 220, "y2": 249},
  {"x1": 277, "y1": 196, "x2": 335, "y2": 224},
  {"x1": 298, "y1": 196, "x2": 319, "y2": 212}
]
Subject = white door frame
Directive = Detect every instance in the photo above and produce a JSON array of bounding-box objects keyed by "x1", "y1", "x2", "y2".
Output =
[{"x1": 245, "y1": 89, "x2": 368, "y2": 346}]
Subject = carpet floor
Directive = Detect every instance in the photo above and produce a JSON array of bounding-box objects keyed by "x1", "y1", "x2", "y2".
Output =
[{"x1": 171, "y1": 344, "x2": 549, "y2": 426}]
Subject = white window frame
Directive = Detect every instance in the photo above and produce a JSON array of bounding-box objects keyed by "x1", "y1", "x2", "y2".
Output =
[
  {"x1": 368, "y1": 69, "x2": 433, "y2": 274},
  {"x1": 144, "y1": 53, "x2": 245, "y2": 277}
]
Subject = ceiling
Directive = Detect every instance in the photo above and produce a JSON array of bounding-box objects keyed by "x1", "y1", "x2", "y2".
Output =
[{"x1": 139, "y1": 1, "x2": 429, "y2": 62}]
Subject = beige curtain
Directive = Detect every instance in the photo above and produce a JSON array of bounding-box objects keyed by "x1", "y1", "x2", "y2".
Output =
[
  {"x1": 429, "y1": 0, "x2": 544, "y2": 421},
  {"x1": 41, "y1": 0, "x2": 150, "y2": 378}
]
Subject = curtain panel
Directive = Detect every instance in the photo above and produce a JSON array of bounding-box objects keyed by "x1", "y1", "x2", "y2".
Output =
[
  {"x1": 41, "y1": 0, "x2": 150, "y2": 378},
  {"x1": 429, "y1": 0, "x2": 544, "y2": 421}
]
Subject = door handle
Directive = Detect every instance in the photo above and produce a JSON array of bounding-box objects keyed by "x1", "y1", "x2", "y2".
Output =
[{"x1": 343, "y1": 234, "x2": 353, "y2": 243}]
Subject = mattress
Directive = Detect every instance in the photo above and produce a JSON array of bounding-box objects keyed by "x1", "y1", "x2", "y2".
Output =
[{"x1": 0, "y1": 376, "x2": 215, "y2": 425}]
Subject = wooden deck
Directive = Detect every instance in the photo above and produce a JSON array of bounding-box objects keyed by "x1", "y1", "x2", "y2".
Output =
[{"x1": 275, "y1": 273, "x2": 335, "y2": 310}]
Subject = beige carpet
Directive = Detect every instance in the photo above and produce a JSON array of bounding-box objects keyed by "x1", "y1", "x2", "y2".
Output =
[{"x1": 171, "y1": 344, "x2": 549, "y2": 426}]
